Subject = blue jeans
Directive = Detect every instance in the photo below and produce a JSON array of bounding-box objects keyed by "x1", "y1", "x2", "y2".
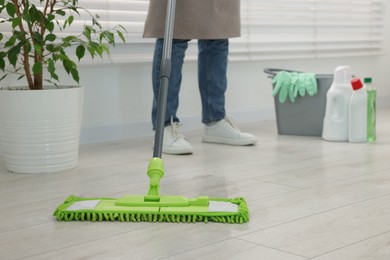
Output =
[{"x1": 152, "y1": 39, "x2": 228, "y2": 129}]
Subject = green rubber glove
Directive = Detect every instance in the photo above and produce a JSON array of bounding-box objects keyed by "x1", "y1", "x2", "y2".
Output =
[
  {"x1": 296, "y1": 73, "x2": 317, "y2": 97},
  {"x1": 305, "y1": 73, "x2": 317, "y2": 96},
  {"x1": 272, "y1": 71, "x2": 294, "y2": 103},
  {"x1": 288, "y1": 72, "x2": 299, "y2": 102},
  {"x1": 272, "y1": 71, "x2": 317, "y2": 103}
]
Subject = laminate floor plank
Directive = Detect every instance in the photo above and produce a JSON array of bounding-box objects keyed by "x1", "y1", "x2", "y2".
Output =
[{"x1": 0, "y1": 108, "x2": 388, "y2": 259}]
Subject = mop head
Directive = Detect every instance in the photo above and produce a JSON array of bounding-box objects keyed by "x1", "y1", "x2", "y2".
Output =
[
  {"x1": 53, "y1": 195, "x2": 248, "y2": 224},
  {"x1": 54, "y1": 158, "x2": 249, "y2": 224}
]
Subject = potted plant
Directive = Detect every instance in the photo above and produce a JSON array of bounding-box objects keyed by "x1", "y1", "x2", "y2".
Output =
[{"x1": 0, "y1": 0, "x2": 125, "y2": 173}]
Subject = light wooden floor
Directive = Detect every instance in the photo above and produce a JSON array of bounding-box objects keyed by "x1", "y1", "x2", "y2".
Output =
[{"x1": 1, "y1": 108, "x2": 390, "y2": 260}]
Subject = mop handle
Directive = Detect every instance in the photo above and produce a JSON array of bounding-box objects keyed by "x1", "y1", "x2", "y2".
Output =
[{"x1": 153, "y1": 0, "x2": 176, "y2": 158}]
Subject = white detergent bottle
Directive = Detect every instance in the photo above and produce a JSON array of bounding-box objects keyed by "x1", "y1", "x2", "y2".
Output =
[
  {"x1": 322, "y1": 66, "x2": 353, "y2": 141},
  {"x1": 349, "y1": 78, "x2": 367, "y2": 143}
]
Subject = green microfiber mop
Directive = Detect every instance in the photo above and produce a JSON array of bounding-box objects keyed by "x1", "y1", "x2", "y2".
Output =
[
  {"x1": 54, "y1": 158, "x2": 249, "y2": 224},
  {"x1": 53, "y1": 0, "x2": 249, "y2": 224}
]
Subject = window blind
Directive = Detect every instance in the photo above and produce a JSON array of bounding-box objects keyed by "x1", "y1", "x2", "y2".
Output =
[
  {"x1": 0, "y1": 0, "x2": 385, "y2": 64},
  {"x1": 234, "y1": 0, "x2": 385, "y2": 61}
]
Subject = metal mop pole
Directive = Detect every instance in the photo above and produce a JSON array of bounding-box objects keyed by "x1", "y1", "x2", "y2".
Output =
[{"x1": 153, "y1": 0, "x2": 176, "y2": 158}]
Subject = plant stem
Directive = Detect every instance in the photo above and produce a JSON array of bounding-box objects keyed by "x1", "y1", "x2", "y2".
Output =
[{"x1": 12, "y1": 0, "x2": 34, "y2": 89}]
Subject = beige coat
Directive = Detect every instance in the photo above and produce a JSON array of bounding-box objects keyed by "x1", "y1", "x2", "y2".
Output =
[{"x1": 143, "y1": 0, "x2": 241, "y2": 39}]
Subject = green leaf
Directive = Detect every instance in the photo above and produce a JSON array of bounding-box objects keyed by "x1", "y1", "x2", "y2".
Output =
[
  {"x1": 47, "y1": 59, "x2": 59, "y2": 81},
  {"x1": 34, "y1": 44, "x2": 42, "y2": 55},
  {"x1": 13, "y1": 30, "x2": 25, "y2": 41},
  {"x1": 69, "y1": 6, "x2": 79, "y2": 14},
  {"x1": 70, "y1": 68, "x2": 79, "y2": 83},
  {"x1": 7, "y1": 52, "x2": 17, "y2": 67},
  {"x1": 26, "y1": 41, "x2": 32, "y2": 53},
  {"x1": 5, "y1": 36, "x2": 16, "y2": 48},
  {"x1": 48, "y1": 59, "x2": 55, "y2": 73},
  {"x1": 117, "y1": 30, "x2": 126, "y2": 43},
  {"x1": 0, "y1": 0, "x2": 5, "y2": 6},
  {"x1": 6, "y1": 3, "x2": 16, "y2": 17},
  {"x1": 0, "y1": 33, "x2": 3, "y2": 42},
  {"x1": 22, "y1": 2, "x2": 29, "y2": 19},
  {"x1": 33, "y1": 32, "x2": 43, "y2": 45},
  {"x1": 68, "y1": 15, "x2": 74, "y2": 26},
  {"x1": 47, "y1": 14, "x2": 55, "y2": 22},
  {"x1": 46, "y1": 44, "x2": 55, "y2": 52},
  {"x1": 58, "y1": 53, "x2": 68, "y2": 61},
  {"x1": 87, "y1": 46, "x2": 95, "y2": 58},
  {"x1": 64, "y1": 35, "x2": 77, "y2": 41},
  {"x1": 55, "y1": 20, "x2": 62, "y2": 31},
  {"x1": 0, "y1": 74, "x2": 7, "y2": 82},
  {"x1": 56, "y1": 10, "x2": 66, "y2": 16},
  {"x1": 46, "y1": 21, "x2": 55, "y2": 32},
  {"x1": 61, "y1": 41, "x2": 72, "y2": 48},
  {"x1": 44, "y1": 79, "x2": 59, "y2": 87},
  {"x1": 92, "y1": 17, "x2": 101, "y2": 28},
  {"x1": 44, "y1": 79, "x2": 54, "y2": 84},
  {"x1": 100, "y1": 31, "x2": 114, "y2": 45},
  {"x1": 0, "y1": 56, "x2": 5, "y2": 71},
  {"x1": 94, "y1": 45, "x2": 103, "y2": 57},
  {"x1": 45, "y1": 34, "x2": 57, "y2": 42},
  {"x1": 83, "y1": 25, "x2": 95, "y2": 40},
  {"x1": 84, "y1": 28, "x2": 91, "y2": 40},
  {"x1": 101, "y1": 44, "x2": 109, "y2": 54},
  {"x1": 62, "y1": 59, "x2": 72, "y2": 74},
  {"x1": 117, "y1": 25, "x2": 127, "y2": 33},
  {"x1": 32, "y1": 62, "x2": 42, "y2": 75},
  {"x1": 12, "y1": 16, "x2": 20, "y2": 29},
  {"x1": 10, "y1": 42, "x2": 23, "y2": 58},
  {"x1": 76, "y1": 45, "x2": 85, "y2": 61},
  {"x1": 28, "y1": 5, "x2": 42, "y2": 23}
]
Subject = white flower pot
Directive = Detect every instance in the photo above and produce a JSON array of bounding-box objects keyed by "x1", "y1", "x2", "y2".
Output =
[{"x1": 0, "y1": 86, "x2": 84, "y2": 173}]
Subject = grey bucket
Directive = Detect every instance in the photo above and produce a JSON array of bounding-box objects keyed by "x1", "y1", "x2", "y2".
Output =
[{"x1": 264, "y1": 68, "x2": 333, "y2": 136}]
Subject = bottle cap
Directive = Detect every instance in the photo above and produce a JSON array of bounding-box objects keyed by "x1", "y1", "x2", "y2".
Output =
[
  {"x1": 364, "y1": 77, "x2": 372, "y2": 84},
  {"x1": 351, "y1": 78, "x2": 363, "y2": 91}
]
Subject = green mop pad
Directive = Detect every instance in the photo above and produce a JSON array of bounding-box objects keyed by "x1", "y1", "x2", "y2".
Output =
[{"x1": 54, "y1": 158, "x2": 249, "y2": 224}]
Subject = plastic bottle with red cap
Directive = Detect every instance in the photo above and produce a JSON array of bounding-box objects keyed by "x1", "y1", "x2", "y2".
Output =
[{"x1": 349, "y1": 78, "x2": 367, "y2": 142}]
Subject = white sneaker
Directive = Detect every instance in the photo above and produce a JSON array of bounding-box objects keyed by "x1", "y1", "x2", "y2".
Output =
[
  {"x1": 162, "y1": 122, "x2": 193, "y2": 155},
  {"x1": 202, "y1": 117, "x2": 257, "y2": 146}
]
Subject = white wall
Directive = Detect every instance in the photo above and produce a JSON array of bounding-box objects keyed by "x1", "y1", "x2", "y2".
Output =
[{"x1": 77, "y1": 53, "x2": 390, "y2": 144}]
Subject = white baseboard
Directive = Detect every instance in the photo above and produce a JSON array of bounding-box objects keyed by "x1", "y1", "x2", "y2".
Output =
[
  {"x1": 80, "y1": 108, "x2": 275, "y2": 144},
  {"x1": 0, "y1": 109, "x2": 275, "y2": 153}
]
